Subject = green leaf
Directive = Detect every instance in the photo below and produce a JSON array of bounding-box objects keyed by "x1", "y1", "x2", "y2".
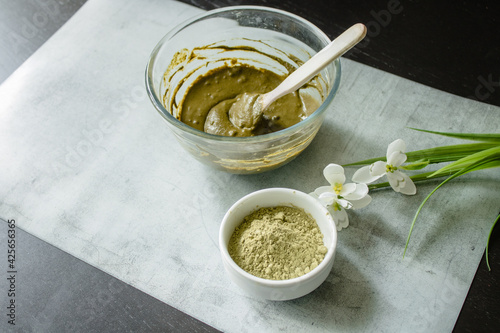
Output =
[
  {"x1": 343, "y1": 142, "x2": 499, "y2": 167},
  {"x1": 465, "y1": 160, "x2": 500, "y2": 172},
  {"x1": 409, "y1": 128, "x2": 500, "y2": 142},
  {"x1": 430, "y1": 145, "x2": 500, "y2": 177},
  {"x1": 430, "y1": 159, "x2": 500, "y2": 178},
  {"x1": 368, "y1": 160, "x2": 500, "y2": 191},
  {"x1": 406, "y1": 143, "x2": 500, "y2": 164},
  {"x1": 486, "y1": 213, "x2": 500, "y2": 271},
  {"x1": 401, "y1": 159, "x2": 430, "y2": 170},
  {"x1": 403, "y1": 159, "x2": 496, "y2": 258}
]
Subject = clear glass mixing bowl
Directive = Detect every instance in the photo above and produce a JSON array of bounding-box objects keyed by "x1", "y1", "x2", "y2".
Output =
[{"x1": 146, "y1": 6, "x2": 341, "y2": 174}]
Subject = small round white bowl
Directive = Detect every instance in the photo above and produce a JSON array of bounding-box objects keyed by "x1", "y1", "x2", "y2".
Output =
[{"x1": 219, "y1": 188, "x2": 337, "y2": 301}]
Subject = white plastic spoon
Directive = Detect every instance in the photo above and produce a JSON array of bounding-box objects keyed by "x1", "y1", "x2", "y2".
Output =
[{"x1": 258, "y1": 23, "x2": 367, "y2": 111}]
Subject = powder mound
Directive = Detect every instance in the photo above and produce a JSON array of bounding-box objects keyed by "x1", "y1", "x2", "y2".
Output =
[{"x1": 228, "y1": 206, "x2": 327, "y2": 280}]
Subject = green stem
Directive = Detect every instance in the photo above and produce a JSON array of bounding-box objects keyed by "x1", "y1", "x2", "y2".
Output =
[{"x1": 408, "y1": 128, "x2": 500, "y2": 142}]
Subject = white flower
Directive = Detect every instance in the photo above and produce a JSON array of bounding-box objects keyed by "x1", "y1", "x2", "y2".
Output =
[
  {"x1": 352, "y1": 139, "x2": 417, "y2": 195},
  {"x1": 311, "y1": 164, "x2": 371, "y2": 231}
]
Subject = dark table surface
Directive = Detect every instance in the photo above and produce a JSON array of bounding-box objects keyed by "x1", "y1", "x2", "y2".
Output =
[{"x1": 0, "y1": 0, "x2": 498, "y2": 332}]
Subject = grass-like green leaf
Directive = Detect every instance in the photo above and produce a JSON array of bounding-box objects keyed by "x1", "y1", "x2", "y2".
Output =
[
  {"x1": 403, "y1": 160, "x2": 495, "y2": 258},
  {"x1": 430, "y1": 145, "x2": 500, "y2": 177},
  {"x1": 409, "y1": 128, "x2": 500, "y2": 142},
  {"x1": 486, "y1": 213, "x2": 500, "y2": 271},
  {"x1": 407, "y1": 143, "x2": 500, "y2": 164},
  {"x1": 368, "y1": 160, "x2": 500, "y2": 191},
  {"x1": 343, "y1": 143, "x2": 498, "y2": 167},
  {"x1": 401, "y1": 159, "x2": 430, "y2": 170},
  {"x1": 341, "y1": 130, "x2": 500, "y2": 262}
]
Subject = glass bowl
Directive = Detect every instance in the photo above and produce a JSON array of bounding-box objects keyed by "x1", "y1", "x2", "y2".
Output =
[
  {"x1": 146, "y1": 6, "x2": 341, "y2": 174},
  {"x1": 219, "y1": 188, "x2": 337, "y2": 300}
]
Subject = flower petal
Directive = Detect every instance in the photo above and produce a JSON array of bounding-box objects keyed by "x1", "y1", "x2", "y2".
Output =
[
  {"x1": 318, "y1": 191, "x2": 337, "y2": 199},
  {"x1": 387, "y1": 171, "x2": 403, "y2": 192},
  {"x1": 386, "y1": 139, "x2": 406, "y2": 160},
  {"x1": 339, "y1": 183, "x2": 356, "y2": 196},
  {"x1": 350, "y1": 194, "x2": 372, "y2": 209},
  {"x1": 314, "y1": 186, "x2": 334, "y2": 196},
  {"x1": 370, "y1": 161, "x2": 388, "y2": 177},
  {"x1": 323, "y1": 163, "x2": 346, "y2": 186},
  {"x1": 352, "y1": 165, "x2": 383, "y2": 184},
  {"x1": 331, "y1": 208, "x2": 349, "y2": 231},
  {"x1": 343, "y1": 183, "x2": 369, "y2": 200},
  {"x1": 337, "y1": 199, "x2": 353, "y2": 210},
  {"x1": 309, "y1": 191, "x2": 319, "y2": 199},
  {"x1": 309, "y1": 191, "x2": 328, "y2": 207},
  {"x1": 318, "y1": 191, "x2": 336, "y2": 206},
  {"x1": 387, "y1": 170, "x2": 416, "y2": 195},
  {"x1": 387, "y1": 150, "x2": 407, "y2": 167},
  {"x1": 398, "y1": 172, "x2": 417, "y2": 195}
]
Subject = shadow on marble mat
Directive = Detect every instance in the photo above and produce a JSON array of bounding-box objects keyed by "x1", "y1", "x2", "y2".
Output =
[{"x1": 268, "y1": 250, "x2": 375, "y2": 330}]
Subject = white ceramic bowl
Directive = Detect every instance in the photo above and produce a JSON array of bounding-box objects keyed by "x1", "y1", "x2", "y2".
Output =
[{"x1": 219, "y1": 188, "x2": 337, "y2": 301}]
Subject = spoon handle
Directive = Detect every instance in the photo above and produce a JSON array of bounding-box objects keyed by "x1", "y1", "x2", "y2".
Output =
[{"x1": 260, "y1": 23, "x2": 367, "y2": 110}]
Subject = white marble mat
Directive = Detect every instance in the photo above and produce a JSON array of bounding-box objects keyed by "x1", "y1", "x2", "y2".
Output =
[{"x1": 1, "y1": 0, "x2": 499, "y2": 332}]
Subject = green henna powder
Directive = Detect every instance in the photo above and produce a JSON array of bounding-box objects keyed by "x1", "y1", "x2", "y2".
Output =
[{"x1": 228, "y1": 206, "x2": 328, "y2": 280}]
